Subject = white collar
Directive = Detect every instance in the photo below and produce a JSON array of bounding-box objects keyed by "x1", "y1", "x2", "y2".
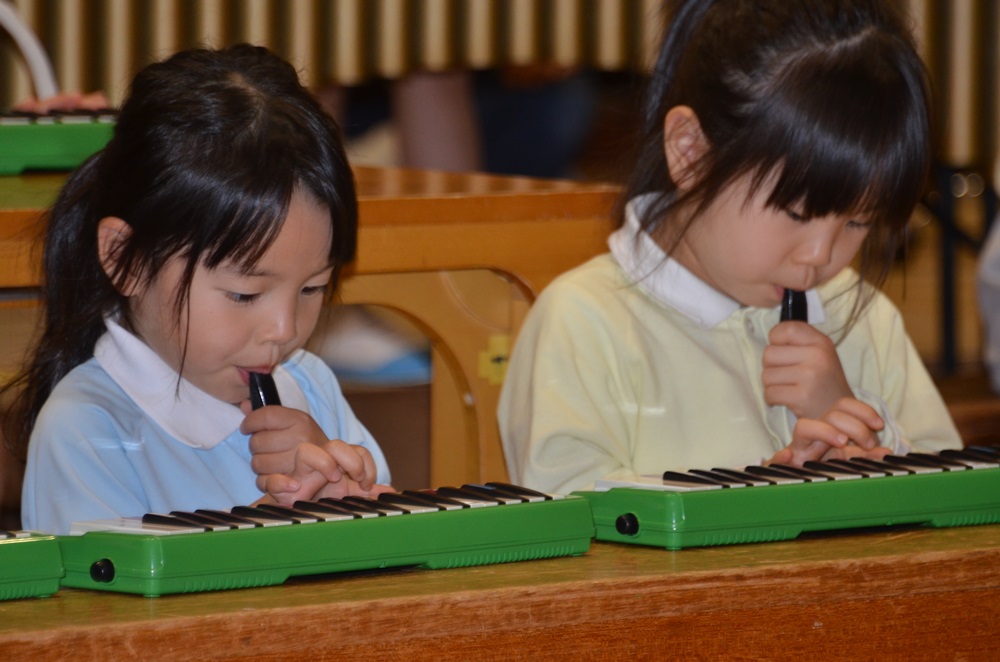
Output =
[
  {"x1": 608, "y1": 194, "x2": 825, "y2": 328},
  {"x1": 94, "y1": 318, "x2": 310, "y2": 449}
]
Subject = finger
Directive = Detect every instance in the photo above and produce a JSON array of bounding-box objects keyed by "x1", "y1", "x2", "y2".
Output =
[
  {"x1": 257, "y1": 473, "x2": 301, "y2": 495},
  {"x1": 294, "y1": 444, "x2": 346, "y2": 483},
  {"x1": 355, "y1": 447, "x2": 377, "y2": 491},
  {"x1": 768, "y1": 320, "x2": 823, "y2": 346},
  {"x1": 829, "y1": 397, "x2": 885, "y2": 431},
  {"x1": 247, "y1": 428, "x2": 304, "y2": 455},
  {"x1": 250, "y1": 450, "x2": 298, "y2": 476},
  {"x1": 320, "y1": 441, "x2": 374, "y2": 487},
  {"x1": 761, "y1": 344, "x2": 812, "y2": 371},
  {"x1": 823, "y1": 410, "x2": 879, "y2": 449},
  {"x1": 766, "y1": 448, "x2": 794, "y2": 466},
  {"x1": 793, "y1": 418, "x2": 849, "y2": 449},
  {"x1": 240, "y1": 406, "x2": 286, "y2": 435}
]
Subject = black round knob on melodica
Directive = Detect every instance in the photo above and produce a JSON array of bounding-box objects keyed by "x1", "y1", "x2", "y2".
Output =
[
  {"x1": 615, "y1": 513, "x2": 640, "y2": 536},
  {"x1": 90, "y1": 558, "x2": 116, "y2": 583}
]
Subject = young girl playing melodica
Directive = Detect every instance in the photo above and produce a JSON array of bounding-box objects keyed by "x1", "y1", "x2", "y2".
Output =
[
  {"x1": 1, "y1": 44, "x2": 391, "y2": 535},
  {"x1": 498, "y1": 0, "x2": 963, "y2": 495}
]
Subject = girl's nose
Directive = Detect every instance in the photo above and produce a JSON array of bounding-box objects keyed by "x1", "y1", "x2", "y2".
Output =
[
  {"x1": 262, "y1": 302, "x2": 298, "y2": 345},
  {"x1": 794, "y1": 226, "x2": 837, "y2": 267}
]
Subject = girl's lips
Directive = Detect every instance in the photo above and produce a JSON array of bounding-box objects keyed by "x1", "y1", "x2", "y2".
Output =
[{"x1": 238, "y1": 367, "x2": 273, "y2": 385}]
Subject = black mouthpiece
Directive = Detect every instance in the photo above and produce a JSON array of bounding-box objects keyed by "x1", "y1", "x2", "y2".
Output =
[
  {"x1": 780, "y1": 289, "x2": 808, "y2": 322},
  {"x1": 249, "y1": 372, "x2": 281, "y2": 410}
]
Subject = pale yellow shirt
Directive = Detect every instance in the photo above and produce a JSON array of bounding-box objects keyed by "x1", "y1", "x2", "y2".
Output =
[{"x1": 498, "y1": 202, "x2": 961, "y2": 495}]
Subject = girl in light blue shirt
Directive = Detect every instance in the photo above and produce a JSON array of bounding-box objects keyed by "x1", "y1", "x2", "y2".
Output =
[{"x1": 3, "y1": 45, "x2": 391, "y2": 534}]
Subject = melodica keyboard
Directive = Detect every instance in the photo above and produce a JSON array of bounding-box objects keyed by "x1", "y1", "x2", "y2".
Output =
[
  {"x1": 0, "y1": 531, "x2": 63, "y2": 600},
  {"x1": 573, "y1": 447, "x2": 1000, "y2": 550},
  {"x1": 58, "y1": 483, "x2": 594, "y2": 597},
  {"x1": 0, "y1": 109, "x2": 115, "y2": 174}
]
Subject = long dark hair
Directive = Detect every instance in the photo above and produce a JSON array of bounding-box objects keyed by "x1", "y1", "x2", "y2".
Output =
[
  {"x1": 1, "y1": 43, "x2": 357, "y2": 462},
  {"x1": 620, "y1": 0, "x2": 931, "y2": 312}
]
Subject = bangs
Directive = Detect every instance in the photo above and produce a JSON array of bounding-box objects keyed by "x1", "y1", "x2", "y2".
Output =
[
  {"x1": 739, "y1": 35, "x2": 930, "y2": 226},
  {"x1": 158, "y1": 157, "x2": 293, "y2": 273}
]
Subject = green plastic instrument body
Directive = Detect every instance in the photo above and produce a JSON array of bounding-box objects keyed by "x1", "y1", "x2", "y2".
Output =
[
  {"x1": 58, "y1": 496, "x2": 595, "y2": 597},
  {"x1": 0, "y1": 534, "x2": 63, "y2": 600},
  {"x1": 0, "y1": 121, "x2": 114, "y2": 174},
  {"x1": 574, "y1": 468, "x2": 1000, "y2": 550}
]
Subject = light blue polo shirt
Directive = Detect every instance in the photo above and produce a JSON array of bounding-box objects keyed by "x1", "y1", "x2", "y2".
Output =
[{"x1": 22, "y1": 320, "x2": 390, "y2": 535}]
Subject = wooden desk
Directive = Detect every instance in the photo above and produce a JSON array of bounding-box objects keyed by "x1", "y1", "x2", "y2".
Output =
[
  {"x1": 2, "y1": 525, "x2": 999, "y2": 659},
  {"x1": 0, "y1": 169, "x2": 618, "y2": 486}
]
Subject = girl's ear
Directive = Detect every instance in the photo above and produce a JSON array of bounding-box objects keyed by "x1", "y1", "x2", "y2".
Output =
[
  {"x1": 97, "y1": 216, "x2": 138, "y2": 295},
  {"x1": 663, "y1": 105, "x2": 708, "y2": 190}
]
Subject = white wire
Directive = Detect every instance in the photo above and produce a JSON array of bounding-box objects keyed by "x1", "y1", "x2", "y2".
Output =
[{"x1": 0, "y1": 0, "x2": 59, "y2": 100}]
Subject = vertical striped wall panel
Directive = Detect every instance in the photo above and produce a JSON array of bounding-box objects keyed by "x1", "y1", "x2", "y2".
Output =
[
  {"x1": 0, "y1": 0, "x2": 664, "y2": 104},
  {"x1": 0, "y1": 0, "x2": 996, "y2": 173}
]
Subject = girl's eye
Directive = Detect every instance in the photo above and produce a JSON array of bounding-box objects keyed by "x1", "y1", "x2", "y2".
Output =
[
  {"x1": 847, "y1": 219, "x2": 873, "y2": 230},
  {"x1": 226, "y1": 291, "x2": 260, "y2": 304},
  {"x1": 302, "y1": 284, "x2": 328, "y2": 296},
  {"x1": 786, "y1": 209, "x2": 807, "y2": 222}
]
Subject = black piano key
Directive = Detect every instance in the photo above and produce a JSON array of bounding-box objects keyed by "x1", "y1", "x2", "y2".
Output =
[
  {"x1": 802, "y1": 461, "x2": 865, "y2": 479},
  {"x1": 709, "y1": 468, "x2": 774, "y2": 486},
  {"x1": 169, "y1": 510, "x2": 246, "y2": 530},
  {"x1": 230, "y1": 505, "x2": 298, "y2": 525},
  {"x1": 967, "y1": 445, "x2": 1000, "y2": 459},
  {"x1": 377, "y1": 492, "x2": 446, "y2": 513},
  {"x1": 768, "y1": 464, "x2": 833, "y2": 481},
  {"x1": 195, "y1": 509, "x2": 263, "y2": 527},
  {"x1": 781, "y1": 289, "x2": 808, "y2": 322},
  {"x1": 485, "y1": 482, "x2": 553, "y2": 501},
  {"x1": 291, "y1": 500, "x2": 359, "y2": 520},
  {"x1": 435, "y1": 486, "x2": 509, "y2": 505},
  {"x1": 401, "y1": 490, "x2": 469, "y2": 510},
  {"x1": 341, "y1": 496, "x2": 409, "y2": 516},
  {"x1": 907, "y1": 452, "x2": 971, "y2": 470},
  {"x1": 461, "y1": 484, "x2": 529, "y2": 503},
  {"x1": 825, "y1": 459, "x2": 891, "y2": 478},
  {"x1": 142, "y1": 513, "x2": 211, "y2": 531},
  {"x1": 662, "y1": 470, "x2": 727, "y2": 487},
  {"x1": 742, "y1": 465, "x2": 806, "y2": 484},
  {"x1": 939, "y1": 448, "x2": 1000, "y2": 468},
  {"x1": 253, "y1": 504, "x2": 322, "y2": 523},
  {"x1": 317, "y1": 499, "x2": 381, "y2": 518},
  {"x1": 881, "y1": 455, "x2": 945, "y2": 473},
  {"x1": 249, "y1": 372, "x2": 281, "y2": 410},
  {"x1": 841, "y1": 458, "x2": 912, "y2": 477},
  {"x1": 687, "y1": 469, "x2": 751, "y2": 487}
]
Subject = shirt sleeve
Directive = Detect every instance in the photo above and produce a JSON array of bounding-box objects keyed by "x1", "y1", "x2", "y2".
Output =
[{"x1": 855, "y1": 291, "x2": 962, "y2": 453}]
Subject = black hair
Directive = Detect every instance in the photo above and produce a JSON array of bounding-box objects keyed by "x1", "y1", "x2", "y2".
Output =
[
  {"x1": 2, "y1": 43, "x2": 357, "y2": 461},
  {"x1": 620, "y1": 0, "x2": 931, "y2": 314}
]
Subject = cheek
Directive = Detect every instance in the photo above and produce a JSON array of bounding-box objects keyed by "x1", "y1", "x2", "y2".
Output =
[
  {"x1": 296, "y1": 299, "x2": 325, "y2": 341},
  {"x1": 832, "y1": 234, "x2": 867, "y2": 269}
]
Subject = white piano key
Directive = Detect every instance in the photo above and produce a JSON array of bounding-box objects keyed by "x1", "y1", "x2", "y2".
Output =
[{"x1": 69, "y1": 517, "x2": 202, "y2": 536}]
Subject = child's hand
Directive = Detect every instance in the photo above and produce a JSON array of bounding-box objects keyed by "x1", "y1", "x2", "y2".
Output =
[
  {"x1": 240, "y1": 402, "x2": 382, "y2": 504},
  {"x1": 762, "y1": 320, "x2": 853, "y2": 420},
  {"x1": 256, "y1": 441, "x2": 391, "y2": 505},
  {"x1": 768, "y1": 396, "x2": 888, "y2": 467}
]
